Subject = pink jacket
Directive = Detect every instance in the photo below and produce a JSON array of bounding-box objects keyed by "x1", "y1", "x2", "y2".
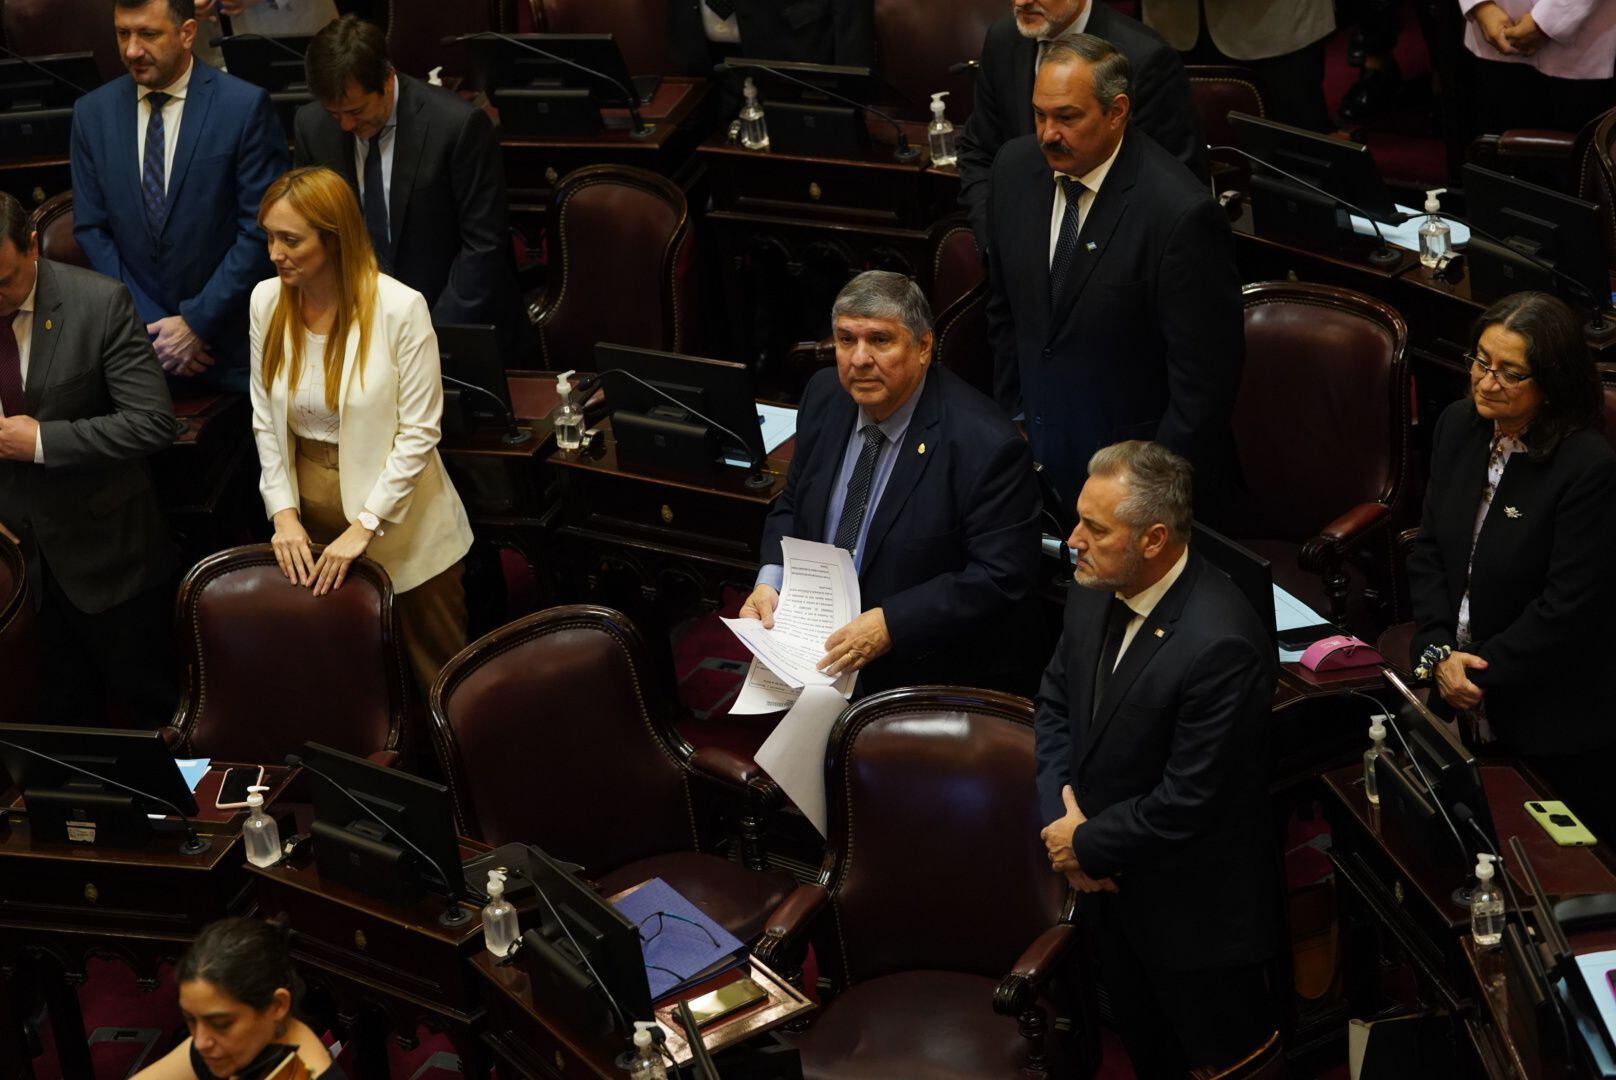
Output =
[{"x1": 1459, "y1": 0, "x2": 1616, "y2": 80}]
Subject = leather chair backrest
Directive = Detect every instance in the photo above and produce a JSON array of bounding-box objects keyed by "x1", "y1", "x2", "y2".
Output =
[
  {"x1": 430, "y1": 604, "x2": 698, "y2": 875},
  {"x1": 0, "y1": 532, "x2": 39, "y2": 726},
  {"x1": 531, "y1": 165, "x2": 692, "y2": 369},
  {"x1": 535, "y1": 0, "x2": 668, "y2": 76},
  {"x1": 171, "y1": 545, "x2": 405, "y2": 762},
  {"x1": 389, "y1": 0, "x2": 499, "y2": 79},
  {"x1": 1234, "y1": 282, "x2": 1409, "y2": 542},
  {"x1": 934, "y1": 279, "x2": 991, "y2": 399},
  {"x1": 2, "y1": 0, "x2": 124, "y2": 82},
  {"x1": 930, "y1": 221, "x2": 981, "y2": 316},
  {"x1": 819, "y1": 688, "x2": 1065, "y2": 984},
  {"x1": 873, "y1": 0, "x2": 1003, "y2": 119},
  {"x1": 1187, "y1": 64, "x2": 1263, "y2": 188},
  {"x1": 29, "y1": 192, "x2": 88, "y2": 269},
  {"x1": 1582, "y1": 107, "x2": 1616, "y2": 268}
]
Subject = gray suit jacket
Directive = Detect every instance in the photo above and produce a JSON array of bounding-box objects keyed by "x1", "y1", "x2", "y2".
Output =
[{"x1": 0, "y1": 260, "x2": 179, "y2": 614}]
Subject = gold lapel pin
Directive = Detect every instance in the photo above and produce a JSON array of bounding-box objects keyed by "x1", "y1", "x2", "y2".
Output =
[
  {"x1": 44, "y1": 319, "x2": 52, "y2": 330},
  {"x1": 917, "y1": 443, "x2": 926, "y2": 455},
  {"x1": 1154, "y1": 628, "x2": 1165, "y2": 638}
]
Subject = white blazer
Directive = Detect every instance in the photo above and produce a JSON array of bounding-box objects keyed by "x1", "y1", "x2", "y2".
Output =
[
  {"x1": 1141, "y1": 0, "x2": 1335, "y2": 61},
  {"x1": 249, "y1": 274, "x2": 474, "y2": 594}
]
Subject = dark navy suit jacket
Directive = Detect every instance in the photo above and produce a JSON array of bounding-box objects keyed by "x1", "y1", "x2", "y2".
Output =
[
  {"x1": 759, "y1": 365, "x2": 1043, "y2": 696},
  {"x1": 70, "y1": 59, "x2": 287, "y2": 387}
]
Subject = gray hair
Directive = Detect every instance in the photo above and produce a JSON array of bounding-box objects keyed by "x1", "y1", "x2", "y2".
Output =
[
  {"x1": 1037, "y1": 34, "x2": 1133, "y2": 114},
  {"x1": 831, "y1": 270, "x2": 933, "y2": 344},
  {"x1": 1087, "y1": 440, "x2": 1193, "y2": 541}
]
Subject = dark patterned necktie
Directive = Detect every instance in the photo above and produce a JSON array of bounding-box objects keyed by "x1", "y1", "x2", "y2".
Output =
[
  {"x1": 0, "y1": 316, "x2": 22, "y2": 418},
  {"x1": 1093, "y1": 597, "x2": 1133, "y2": 716},
  {"x1": 142, "y1": 91, "x2": 171, "y2": 237},
  {"x1": 707, "y1": 0, "x2": 737, "y2": 19},
  {"x1": 1048, "y1": 175, "x2": 1086, "y2": 309},
  {"x1": 363, "y1": 131, "x2": 393, "y2": 271},
  {"x1": 834, "y1": 424, "x2": 886, "y2": 552}
]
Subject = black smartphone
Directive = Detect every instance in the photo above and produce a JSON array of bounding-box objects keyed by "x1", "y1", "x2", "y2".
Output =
[
  {"x1": 1277, "y1": 623, "x2": 1336, "y2": 650},
  {"x1": 215, "y1": 765, "x2": 264, "y2": 810}
]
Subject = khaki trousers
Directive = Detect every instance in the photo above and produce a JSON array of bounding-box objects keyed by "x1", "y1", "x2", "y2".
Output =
[{"x1": 295, "y1": 438, "x2": 467, "y2": 701}]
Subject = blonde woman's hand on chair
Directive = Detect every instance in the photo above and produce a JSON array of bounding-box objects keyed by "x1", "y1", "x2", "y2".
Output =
[
  {"x1": 271, "y1": 508, "x2": 315, "y2": 586},
  {"x1": 310, "y1": 522, "x2": 374, "y2": 596}
]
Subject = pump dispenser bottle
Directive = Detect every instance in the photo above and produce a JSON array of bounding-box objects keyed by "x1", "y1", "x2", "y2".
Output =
[
  {"x1": 1363, "y1": 714, "x2": 1394, "y2": 806},
  {"x1": 1471, "y1": 854, "x2": 1504, "y2": 947},
  {"x1": 627, "y1": 1022, "x2": 668, "y2": 1079},
  {"x1": 739, "y1": 77, "x2": 770, "y2": 151},
  {"x1": 243, "y1": 786, "x2": 282, "y2": 868},
  {"x1": 928, "y1": 91, "x2": 957, "y2": 166},
  {"x1": 1419, "y1": 188, "x2": 1451, "y2": 269},
  {"x1": 482, "y1": 871, "x2": 520, "y2": 958},
  {"x1": 553, "y1": 369, "x2": 584, "y2": 451}
]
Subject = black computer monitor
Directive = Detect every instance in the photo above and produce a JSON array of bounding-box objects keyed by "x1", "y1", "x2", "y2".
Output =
[
  {"x1": 1191, "y1": 523, "x2": 1277, "y2": 645},
  {"x1": 1228, "y1": 111, "x2": 1406, "y2": 250},
  {"x1": 0, "y1": 107, "x2": 72, "y2": 165},
  {"x1": 0, "y1": 51, "x2": 99, "y2": 111},
  {"x1": 214, "y1": 34, "x2": 312, "y2": 93},
  {"x1": 300, "y1": 741, "x2": 467, "y2": 912},
  {"x1": 594, "y1": 342, "x2": 769, "y2": 482},
  {"x1": 0, "y1": 723, "x2": 200, "y2": 848},
  {"x1": 458, "y1": 33, "x2": 656, "y2": 107},
  {"x1": 1462, "y1": 163, "x2": 1612, "y2": 317},
  {"x1": 725, "y1": 57, "x2": 898, "y2": 156}
]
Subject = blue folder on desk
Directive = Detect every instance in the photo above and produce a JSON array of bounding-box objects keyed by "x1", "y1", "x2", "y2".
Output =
[{"x1": 611, "y1": 876, "x2": 747, "y2": 1001}]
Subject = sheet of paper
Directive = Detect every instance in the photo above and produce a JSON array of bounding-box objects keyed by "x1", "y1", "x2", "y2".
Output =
[
  {"x1": 1273, "y1": 584, "x2": 1331, "y2": 663},
  {"x1": 176, "y1": 758, "x2": 212, "y2": 793},
  {"x1": 722, "y1": 537, "x2": 860, "y2": 689},
  {"x1": 722, "y1": 403, "x2": 799, "y2": 466},
  {"x1": 730, "y1": 658, "x2": 802, "y2": 714},
  {"x1": 1348, "y1": 205, "x2": 1471, "y2": 252},
  {"x1": 753, "y1": 685, "x2": 848, "y2": 837},
  {"x1": 1575, "y1": 950, "x2": 1616, "y2": 1058}
]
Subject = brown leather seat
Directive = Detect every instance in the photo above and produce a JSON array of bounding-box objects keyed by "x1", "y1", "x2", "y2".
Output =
[
  {"x1": 527, "y1": 165, "x2": 695, "y2": 369},
  {"x1": 0, "y1": 530, "x2": 39, "y2": 726},
  {"x1": 1467, "y1": 104, "x2": 1616, "y2": 252},
  {"x1": 1231, "y1": 282, "x2": 1411, "y2": 628},
  {"x1": 166, "y1": 545, "x2": 406, "y2": 765},
  {"x1": 1, "y1": 0, "x2": 124, "y2": 83},
  {"x1": 28, "y1": 191, "x2": 88, "y2": 269},
  {"x1": 872, "y1": 0, "x2": 1004, "y2": 117},
  {"x1": 534, "y1": 0, "x2": 668, "y2": 76},
  {"x1": 1187, "y1": 64, "x2": 1265, "y2": 190},
  {"x1": 429, "y1": 604, "x2": 792, "y2": 942},
  {"x1": 755, "y1": 686, "x2": 1081, "y2": 1078}
]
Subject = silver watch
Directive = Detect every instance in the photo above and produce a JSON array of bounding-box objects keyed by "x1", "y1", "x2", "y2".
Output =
[{"x1": 357, "y1": 510, "x2": 381, "y2": 534}]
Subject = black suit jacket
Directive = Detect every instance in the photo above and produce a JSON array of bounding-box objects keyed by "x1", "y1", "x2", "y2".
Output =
[
  {"x1": 0, "y1": 261, "x2": 178, "y2": 614},
  {"x1": 293, "y1": 74, "x2": 524, "y2": 351},
  {"x1": 1407, "y1": 400, "x2": 1616, "y2": 756},
  {"x1": 669, "y1": 0, "x2": 875, "y2": 74},
  {"x1": 1035, "y1": 549, "x2": 1280, "y2": 970},
  {"x1": 986, "y1": 128, "x2": 1241, "y2": 511},
  {"x1": 759, "y1": 365, "x2": 1042, "y2": 696},
  {"x1": 956, "y1": 7, "x2": 1207, "y2": 257}
]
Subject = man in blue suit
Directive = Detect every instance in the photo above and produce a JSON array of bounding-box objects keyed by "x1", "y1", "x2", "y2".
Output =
[
  {"x1": 70, "y1": 0, "x2": 288, "y2": 392},
  {"x1": 742, "y1": 271, "x2": 1044, "y2": 697}
]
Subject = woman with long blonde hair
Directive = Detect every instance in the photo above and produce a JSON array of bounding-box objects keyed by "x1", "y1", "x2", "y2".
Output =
[{"x1": 249, "y1": 166, "x2": 472, "y2": 698}]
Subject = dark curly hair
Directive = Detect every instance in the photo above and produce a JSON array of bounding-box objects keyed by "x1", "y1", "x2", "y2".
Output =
[{"x1": 1470, "y1": 291, "x2": 1601, "y2": 459}]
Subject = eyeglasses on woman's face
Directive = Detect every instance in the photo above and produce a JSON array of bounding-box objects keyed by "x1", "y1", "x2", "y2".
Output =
[{"x1": 1466, "y1": 352, "x2": 1534, "y2": 389}]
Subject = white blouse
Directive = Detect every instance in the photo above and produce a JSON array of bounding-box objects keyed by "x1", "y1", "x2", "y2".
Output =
[{"x1": 288, "y1": 331, "x2": 341, "y2": 444}]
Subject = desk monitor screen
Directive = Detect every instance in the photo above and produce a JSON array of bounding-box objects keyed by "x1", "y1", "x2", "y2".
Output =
[
  {"x1": 1191, "y1": 522, "x2": 1278, "y2": 646},
  {"x1": 1381, "y1": 667, "x2": 1498, "y2": 854},
  {"x1": 460, "y1": 33, "x2": 656, "y2": 107},
  {"x1": 594, "y1": 342, "x2": 766, "y2": 475},
  {"x1": 0, "y1": 107, "x2": 73, "y2": 164},
  {"x1": 301, "y1": 741, "x2": 467, "y2": 909},
  {"x1": 0, "y1": 723, "x2": 199, "y2": 847},
  {"x1": 214, "y1": 35, "x2": 312, "y2": 93},
  {"x1": 1462, "y1": 163, "x2": 1611, "y2": 315},
  {"x1": 723, "y1": 57, "x2": 892, "y2": 107},
  {"x1": 1228, "y1": 111, "x2": 1405, "y2": 229},
  {"x1": 0, "y1": 51, "x2": 100, "y2": 111},
  {"x1": 435, "y1": 323, "x2": 514, "y2": 418}
]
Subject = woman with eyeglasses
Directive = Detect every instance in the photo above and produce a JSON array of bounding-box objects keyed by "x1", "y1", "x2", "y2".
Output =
[{"x1": 1406, "y1": 291, "x2": 1616, "y2": 841}]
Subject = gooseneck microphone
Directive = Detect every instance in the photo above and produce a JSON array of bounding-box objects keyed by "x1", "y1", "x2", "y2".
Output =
[
  {"x1": 284, "y1": 752, "x2": 474, "y2": 927},
  {"x1": 1452, "y1": 217, "x2": 1614, "y2": 337},
  {"x1": 719, "y1": 59, "x2": 922, "y2": 163},
  {"x1": 447, "y1": 31, "x2": 654, "y2": 140},
  {"x1": 1209, "y1": 142, "x2": 1403, "y2": 266},
  {"x1": 440, "y1": 373, "x2": 532, "y2": 446},
  {"x1": 204, "y1": 31, "x2": 310, "y2": 66},
  {"x1": 0, "y1": 736, "x2": 210, "y2": 855},
  {"x1": 0, "y1": 44, "x2": 91, "y2": 98}
]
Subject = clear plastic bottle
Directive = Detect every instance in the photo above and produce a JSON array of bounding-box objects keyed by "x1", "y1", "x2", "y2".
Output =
[
  {"x1": 626, "y1": 1022, "x2": 667, "y2": 1079},
  {"x1": 482, "y1": 871, "x2": 520, "y2": 958},
  {"x1": 552, "y1": 369, "x2": 584, "y2": 451},
  {"x1": 928, "y1": 91, "x2": 957, "y2": 167},
  {"x1": 1419, "y1": 187, "x2": 1451, "y2": 269},
  {"x1": 1471, "y1": 853, "x2": 1505, "y2": 948},
  {"x1": 738, "y1": 77, "x2": 770, "y2": 152},
  {"x1": 242, "y1": 786, "x2": 282, "y2": 868},
  {"x1": 1363, "y1": 714, "x2": 1394, "y2": 806}
]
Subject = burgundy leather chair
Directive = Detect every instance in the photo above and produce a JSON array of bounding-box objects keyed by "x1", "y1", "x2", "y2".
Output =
[
  {"x1": 1, "y1": 0, "x2": 124, "y2": 82},
  {"x1": 429, "y1": 604, "x2": 793, "y2": 942},
  {"x1": 534, "y1": 0, "x2": 668, "y2": 76},
  {"x1": 0, "y1": 531, "x2": 39, "y2": 726},
  {"x1": 872, "y1": 0, "x2": 1004, "y2": 118},
  {"x1": 934, "y1": 279, "x2": 991, "y2": 400},
  {"x1": 527, "y1": 165, "x2": 696, "y2": 370},
  {"x1": 28, "y1": 191, "x2": 88, "y2": 269},
  {"x1": 1467, "y1": 104, "x2": 1616, "y2": 253},
  {"x1": 755, "y1": 686, "x2": 1081, "y2": 1078},
  {"x1": 1187, "y1": 64, "x2": 1265, "y2": 190},
  {"x1": 1232, "y1": 282, "x2": 1411, "y2": 627},
  {"x1": 388, "y1": 0, "x2": 500, "y2": 79},
  {"x1": 166, "y1": 545, "x2": 406, "y2": 765}
]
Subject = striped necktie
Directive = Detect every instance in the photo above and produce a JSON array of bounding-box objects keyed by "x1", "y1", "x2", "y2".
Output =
[
  {"x1": 834, "y1": 424, "x2": 886, "y2": 552},
  {"x1": 1048, "y1": 175, "x2": 1086, "y2": 309},
  {"x1": 142, "y1": 91, "x2": 171, "y2": 237}
]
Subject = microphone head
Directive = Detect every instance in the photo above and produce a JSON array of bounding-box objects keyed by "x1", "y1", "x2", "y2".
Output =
[
  {"x1": 284, "y1": 753, "x2": 303, "y2": 767},
  {"x1": 1453, "y1": 801, "x2": 1476, "y2": 825}
]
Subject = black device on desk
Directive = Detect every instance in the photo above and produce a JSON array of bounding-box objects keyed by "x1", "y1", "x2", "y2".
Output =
[
  {"x1": 0, "y1": 50, "x2": 97, "y2": 110},
  {"x1": 457, "y1": 31, "x2": 657, "y2": 139},
  {"x1": 213, "y1": 34, "x2": 312, "y2": 93},
  {"x1": 725, "y1": 57, "x2": 918, "y2": 161},
  {"x1": 1462, "y1": 163, "x2": 1612, "y2": 321},
  {"x1": 0, "y1": 723, "x2": 204, "y2": 851},
  {"x1": 435, "y1": 323, "x2": 530, "y2": 446}
]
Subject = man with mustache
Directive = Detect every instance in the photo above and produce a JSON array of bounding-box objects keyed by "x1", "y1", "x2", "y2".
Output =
[
  {"x1": 984, "y1": 35, "x2": 1241, "y2": 517},
  {"x1": 956, "y1": 0, "x2": 1203, "y2": 258}
]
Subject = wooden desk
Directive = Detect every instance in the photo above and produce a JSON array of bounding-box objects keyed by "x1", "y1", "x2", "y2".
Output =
[
  {"x1": 438, "y1": 373, "x2": 560, "y2": 553},
  {"x1": 0, "y1": 154, "x2": 70, "y2": 209},
  {"x1": 0, "y1": 762, "x2": 293, "y2": 1080}
]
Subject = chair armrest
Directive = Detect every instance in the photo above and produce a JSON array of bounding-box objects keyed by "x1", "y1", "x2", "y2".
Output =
[
  {"x1": 689, "y1": 745, "x2": 763, "y2": 787},
  {"x1": 993, "y1": 921, "x2": 1080, "y2": 1017},
  {"x1": 159, "y1": 726, "x2": 184, "y2": 750},
  {"x1": 1299, "y1": 502, "x2": 1390, "y2": 572},
  {"x1": 1498, "y1": 128, "x2": 1578, "y2": 159},
  {"x1": 366, "y1": 750, "x2": 400, "y2": 768},
  {"x1": 752, "y1": 883, "x2": 830, "y2": 973}
]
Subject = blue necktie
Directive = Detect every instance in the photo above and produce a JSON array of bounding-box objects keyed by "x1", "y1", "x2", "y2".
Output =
[
  {"x1": 363, "y1": 131, "x2": 393, "y2": 271},
  {"x1": 1048, "y1": 175, "x2": 1086, "y2": 309},
  {"x1": 142, "y1": 91, "x2": 171, "y2": 237},
  {"x1": 834, "y1": 424, "x2": 886, "y2": 552}
]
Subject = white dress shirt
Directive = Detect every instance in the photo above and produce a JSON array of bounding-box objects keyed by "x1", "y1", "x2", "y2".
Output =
[
  {"x1": 2, "y1": 275, "x2": 45, "y2": 463},
  {"x1": 288, "y1": 331, "x2": 341, "y2": 443},
  {"x1": 702, "y1": 0, "x2": 741, "y2": 43},
  {"x1": 1110, "y1": 546, "x2": 1190, "y2": 669},
  {"x1": 353, "y1": 74, "x2": 401, "y2": 217},
  {"x1": 1048, "y1": 134, "x2": 1124, "y2": 268},
  {"x1": 136, "y1": 57, "x2": 193, "y2": 190}
]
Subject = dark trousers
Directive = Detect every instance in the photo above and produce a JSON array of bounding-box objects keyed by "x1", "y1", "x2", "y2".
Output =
[
  {"x1": 38, "y1": 558, "x2": 177, "y2": 728},
  {"x1": 1084, "y1": 893, "x2": 1279, "y2": 1078},
  {"x1": 1526, "y1": 746, "x2": 1616, "y2": 849},
  {"x1": 1187, "y1": 0, "x2": 1334, "y2": 132},
  {"x1": 1469, "y1": 55, "x2": 1616, "y2": 134}
]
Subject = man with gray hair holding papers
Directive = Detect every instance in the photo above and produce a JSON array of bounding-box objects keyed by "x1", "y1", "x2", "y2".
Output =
[{"x1": 739, "y1": 270, "x2": 1043, "y2": 696}]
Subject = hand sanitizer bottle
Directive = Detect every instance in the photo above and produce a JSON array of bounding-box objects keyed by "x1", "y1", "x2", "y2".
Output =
[
  {"x1": 739, "y1": 77, "x2": 770, "y2": 151},
  {"x1": 1419, "y1": 188, "x2": 1451, "y2": 269},
  {"x1": 1363, "y1": 714, "x2": 1394, "y2": 806},
  {"x1": 482, "y1": 871, "x2": 520, "y2": 958},
  {"x1": 626, "y1": 1022, "x2": 668, "y2": 1079},
  {"x1": 928, "y1": 91, "x2": 957, "y2": 166},
  {"x1": 1471, "y1": 853, "x2": 1504, "y2": 947},
  {"x1": 243, "y1": 786, "x2": 282, "y2": 868},
  {"x1": 552, "y1": 369, "x2": 584, "y2": 451}
]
